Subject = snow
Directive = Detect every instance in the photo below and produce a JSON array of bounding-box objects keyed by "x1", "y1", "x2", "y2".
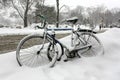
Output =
[
  {"x1": 0, "y1": 28, "x2": 120, "y2": 80},
  {"x1": 0, "y1": 28, "x2": 71, "y2": 36},
  {"x1": 0, "y1": 27, "x2": 108, "y2": 36}
]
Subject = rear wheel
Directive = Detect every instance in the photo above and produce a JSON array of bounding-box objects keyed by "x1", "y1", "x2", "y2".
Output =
[
  {"x1": 16, "y1": 34, "x2": 58, "y2": 67},
  {"x1": 75, "y1": 32, "x2": 104, "y2": 57}
]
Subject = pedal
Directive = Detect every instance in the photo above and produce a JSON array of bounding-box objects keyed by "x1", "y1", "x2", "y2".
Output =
[
  {"x1": 63, "y1": 57, "x2": 74, "y2": 62},
  {"x1": 63, "y1": 57, "x2": 72, "y2": 62},
  {"x1": 64, "y1": 59, "x2": 68, "y2": 62}
]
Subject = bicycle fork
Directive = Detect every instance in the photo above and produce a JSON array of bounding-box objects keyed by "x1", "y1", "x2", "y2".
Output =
[{"x1": 37, "y1": 34, "x2": 47, "y2": 55}]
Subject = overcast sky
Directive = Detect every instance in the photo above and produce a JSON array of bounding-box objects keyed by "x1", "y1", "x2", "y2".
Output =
[{"x1": 45, "y1": 0, "x2": 120, "y2": 9}]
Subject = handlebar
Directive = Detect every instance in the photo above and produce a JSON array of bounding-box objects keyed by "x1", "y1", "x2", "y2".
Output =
[
  {"x1": 35, "y1": 14, "x2": 47, "y2": 29},
  {"x1": 36, "y1": 14, "x2": 46, "y2": 20}
]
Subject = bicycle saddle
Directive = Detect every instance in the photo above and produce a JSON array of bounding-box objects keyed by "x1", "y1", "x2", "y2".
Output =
[{"x1": 66, "y1": 17, "x2": 78, "y2": 24}]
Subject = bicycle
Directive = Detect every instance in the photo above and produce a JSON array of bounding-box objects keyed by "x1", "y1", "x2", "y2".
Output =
[{"x1": 16, "y1": 14, "x2": 104, "y2": 67}]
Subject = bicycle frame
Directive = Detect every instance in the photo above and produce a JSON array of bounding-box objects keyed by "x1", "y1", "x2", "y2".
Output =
[
  {"x1": 16, "y1": 15, "x2": 104, "y2": 67},
  {"x1": 37, "y1": 17, "x2": 92, "y2": 58},
  {"x1": 40, "y1": 26, "x2": 91, "y2": 53}
]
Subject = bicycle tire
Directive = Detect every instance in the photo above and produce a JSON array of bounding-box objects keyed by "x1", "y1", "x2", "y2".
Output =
[
  {"x1": 16, "y1": 34, "x2": 58, "y2": 67},
  {"x1": 47, "y1": 42, "x2": 64, "y2": 62},
  {"x1": 75, "y1": 32, "x2": 104, "y2": 57},
  {"x1": 78, "y1": 29, "x2": 97, "y2": 34}
]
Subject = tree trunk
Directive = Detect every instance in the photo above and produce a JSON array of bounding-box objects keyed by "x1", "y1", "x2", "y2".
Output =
[
  {"x1": 56, "y1": 0, "x2": 59, "y2": 28},
  {"x1": 23, "y1": 0, "x2": 29, "y2": 27},
  {"x1": 24, "y1": 16, "x2": 28, "y2": 27}
]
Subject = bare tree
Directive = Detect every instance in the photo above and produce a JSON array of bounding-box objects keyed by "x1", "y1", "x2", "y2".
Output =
[
  {"x1": 69, "y1": 6, "x2": 84, "y2": 24},
  {"x1": 35, "y1": 4, "x2": 56, "y2": 24},
  {"x1": 86, "y1": 6, "x2": 106, "y2": 27},
  {"x1": 0, "y1": 0, "x2": 11, "y2": 8},
  {"x1": 103, "y1": 10, "x2": 114, "y2": 27},
  {"x1": 59, "y1": 5, "x2": 70, "y2": 21},
  {"x1": 112, "y1": 8, "x2": 120, "y2": 23},
  {"x1": 11, "y1": 0, "x2": 43, "y2": 27}
]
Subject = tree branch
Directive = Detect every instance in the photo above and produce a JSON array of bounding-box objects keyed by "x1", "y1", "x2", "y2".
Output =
[
  {"x1": 11, "y1": 0, "x2": 24, "y2": 20},
  {"x1": 19, "y1": 1, "x2": 25, "y2": 10},
  {"x1": 28, "y1": 0, "x2": 34, "y2": 9}
]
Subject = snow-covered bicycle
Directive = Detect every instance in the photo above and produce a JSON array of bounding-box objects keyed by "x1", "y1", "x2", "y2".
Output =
[{"x1": 16, "y1": 14, "x2": 104, "y2": 67}]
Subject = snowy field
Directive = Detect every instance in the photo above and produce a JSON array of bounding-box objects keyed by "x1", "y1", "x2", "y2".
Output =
[
  {"x1": 0, "y1": 26, "x2": 108, "y2": 36},
  {"x1": 0, "y1": 28, "x2": 120, "y2": 80},
  {"x1": 0, "y1": 28, "x2": 71, "y2": 36}
]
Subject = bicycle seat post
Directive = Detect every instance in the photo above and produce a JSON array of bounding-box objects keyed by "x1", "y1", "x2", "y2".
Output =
[
  {"x1": 51, "y1": 29, "x2": 55, "y2": 37},
  {"x1": 71, "y1": 24, "x2": 74, "y2": 47}
]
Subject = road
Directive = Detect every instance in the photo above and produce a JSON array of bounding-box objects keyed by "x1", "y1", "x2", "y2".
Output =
[{"x1": 0, "y1": 34, "x2": 69, "y2": 54}]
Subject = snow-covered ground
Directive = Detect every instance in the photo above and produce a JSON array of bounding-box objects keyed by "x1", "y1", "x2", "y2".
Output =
[
  {"x1": 0, "y1": 27, "x2": 108, "y2": 36},
  {"x1": 0, "y1": 28, "x2": 72, "y2": 36},
  {"x1": 0, "y1": 28, "x2": 120, "y2": 80}
]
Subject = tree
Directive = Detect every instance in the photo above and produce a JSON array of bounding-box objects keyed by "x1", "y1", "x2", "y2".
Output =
[
  {"x1": 112, "y1": 8, "x2": 120, "y2": 23},
  {"x1": 34, "y1": 4, "x2": 56, "y2": 24},
  {"x1": 59, "y1": 5, "x2": 70, "y2": 22},
  {"x1": 0, "y1": 0, "x2": 11, "y2": 8},
  {"x1": 11, "y1": 0, "x2": 44, "y2": 27},
  {"x1": 104, "y1": 10, "x2": 114, "y2": 27},
  {"x1": 69, "y1": 6, "x2": 84, "y2": 24},
  {"x1": 86, "y1": 5, "x2": 106, "y2": 26}
]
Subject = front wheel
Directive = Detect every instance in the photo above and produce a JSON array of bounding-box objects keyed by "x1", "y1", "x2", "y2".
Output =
[
  {"x1": 76, "y1": 32, "x2": 104, "y2": 57},
  {"x1": 47, "y1": 42, "x2": 64, "y2": 62},
  {"x1": 16, "y1": 34, "x2": 58, "y2": 67}
]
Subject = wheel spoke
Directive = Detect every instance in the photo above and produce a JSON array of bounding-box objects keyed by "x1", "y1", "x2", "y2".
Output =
[
  {"x1": 16, "y1": 35, "x2": 56, "y2": 67},
  {"x1": 76, "y1": 32, "x2": 104, "y2": 57}
]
